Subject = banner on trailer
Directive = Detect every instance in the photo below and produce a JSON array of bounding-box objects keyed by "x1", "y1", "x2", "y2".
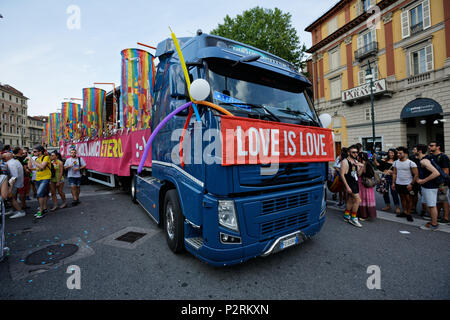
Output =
[
  {"x1": 220, "y1": 116, "x2": 334, "y2": 166},
  {"x1": 60, "y1": 129, "x2": 152, "y2": 176}
]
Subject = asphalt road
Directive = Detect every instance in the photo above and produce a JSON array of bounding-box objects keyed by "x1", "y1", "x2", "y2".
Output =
[{"x1": 0, "y1": 182, "x2": 449, "y2": 300}]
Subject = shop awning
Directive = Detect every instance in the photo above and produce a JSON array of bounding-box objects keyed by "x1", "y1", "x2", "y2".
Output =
[{"x1": 400, "y1": 98, "x2": 443, "y2": 119}]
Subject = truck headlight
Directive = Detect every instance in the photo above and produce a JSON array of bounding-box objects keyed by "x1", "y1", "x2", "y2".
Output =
[{"x1": 218, "y1": 200, "x2": 239, "y2": 232}]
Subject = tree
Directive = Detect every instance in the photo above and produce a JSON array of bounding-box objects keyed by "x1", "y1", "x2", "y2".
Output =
[{"x1": 211, "y1": 7, "x2": 307, "y2": 71}]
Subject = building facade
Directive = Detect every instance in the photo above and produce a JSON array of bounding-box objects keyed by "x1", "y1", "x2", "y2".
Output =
[
  {"x1": 0, "y1": 83, "x2": 29, "y2": 148},
  {"x1": 27, "y1": 116, "x2": 45, "y2": 148},
  {"x1": 305, "y1": 0, "x2": 450, "y2": 155}
]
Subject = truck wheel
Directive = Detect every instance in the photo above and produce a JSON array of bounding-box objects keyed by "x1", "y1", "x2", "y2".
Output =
[
  {"x1": 131, "y1": 174, "x2": 137, "y2": 204},
  {"x1": 164, "y1": 189, "x2": 184, "y2": 253}
]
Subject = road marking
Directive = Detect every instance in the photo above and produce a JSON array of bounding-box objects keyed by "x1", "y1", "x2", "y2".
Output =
[{"x1": 327, "y1": 201, "x2": 450, "y2": 234}]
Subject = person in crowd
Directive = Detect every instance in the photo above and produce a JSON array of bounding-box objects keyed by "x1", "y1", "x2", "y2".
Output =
[
  {"x1": 373, "y1": 148, "x2": 400, "y2": 214},
  {"x1": 64, "y1": 148, "x2": 86, "y2": 206},
  {"x1": 392, "y1": 146, "x2": 418, "y2": 222},
  {"x1": 49, "y1": 151, "x2": 66, "y2": 210},
  {"x1": 15, "y1": 147, "x2": 31, "y2": 210},
  {"x1": 428, "y1": 141, "x2": 450, "y2": 224},
  {"x1": 27, "y1": 145, "x2": 51, "y2": 219},
  {"x1": 332, "y1": 147, "x2": 348, "y2": 208},
  {"x1": 3, "y1": 150, "x2": 25, "y2": 219},
  {"x1": 1, "y1": 145, "x2": 11, "y2": 153},
  {"x1": 357, "y1": 152, "x2": 377, "y2": 221},
  {"x1": 29, "y1": 148, "x2": 38, "y2": 198},
  {"x1": 415, "y1": 145, "x2": 441, "y2": 231},
  {"x1": 340, "y1": 144, "x2": 364, "y2": 227},
  {"x1": 409, "y1": 146, "x2": 424, "y2": 215}
]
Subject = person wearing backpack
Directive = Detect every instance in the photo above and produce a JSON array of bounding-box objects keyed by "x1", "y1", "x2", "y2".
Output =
[
  {"x1": 391, "y1": 146, "x2": 418, "y2": 222},
  {"x1": 27, "y1": 145, "x2": 51, "y2": 219},
  {"x1": 428, "y1": 141, "x2": 450, "y2": 224},
  {"x1": 415, "y1": 145, "x2": 441, "y2": 231},
  {"x1": 64, "y1": 148, "x2": 86, "y2": 206}
]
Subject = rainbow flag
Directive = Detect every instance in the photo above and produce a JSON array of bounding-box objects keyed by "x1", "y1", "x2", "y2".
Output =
[
  {"x1": 82, "y1": 88, "x2": 106, "y2": 138},
  {"x1": 49, "y1": 113, "x2": 61, "y2": 147},
  {"x1": 120, "y1": 48, "x2": 155, "y2": 130},
  {"x1": 42, "y1": 122, "x2": 49, "y2": 146},
  {"x1": 61, "y1": 102, "x2": 81, "y2": 140}
]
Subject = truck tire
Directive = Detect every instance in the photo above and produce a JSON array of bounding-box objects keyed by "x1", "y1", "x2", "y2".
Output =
[
  {"x1": 164, "y1": 189, "x2": 184, "y2": 253},
  {"x1": 130, "y1": 174, "x2": 137, "y2": 204}
]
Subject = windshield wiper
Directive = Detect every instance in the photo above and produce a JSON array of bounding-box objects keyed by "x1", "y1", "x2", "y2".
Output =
[
  {"x1": 218, "y1": 102, "x2": 280, "y2": 122},
  {"x1": 278, "y1": 109, "x2": 321, "y2": 127}
]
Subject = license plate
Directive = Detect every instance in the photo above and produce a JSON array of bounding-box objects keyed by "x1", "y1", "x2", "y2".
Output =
[{"x1": 280, "y1": 236, "x2": 298, "y2": 249}]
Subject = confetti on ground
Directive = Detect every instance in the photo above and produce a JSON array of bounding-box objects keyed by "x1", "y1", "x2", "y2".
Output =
[{"x1": 399, "y1": 231, "x2": 410, "y2": 234}]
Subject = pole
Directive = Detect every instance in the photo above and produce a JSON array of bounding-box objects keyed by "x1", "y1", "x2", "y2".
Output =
[{"x1": 370, "y1": 75, "x2": 375, "y2": 153}]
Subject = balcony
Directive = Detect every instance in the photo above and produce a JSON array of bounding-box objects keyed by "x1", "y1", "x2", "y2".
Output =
[
  {"x1": 410, "y1": 22, "x2": 423, "y2": 35},
  {"x1": 354, "y1": 41, "x2": 378, "y2": 61}
]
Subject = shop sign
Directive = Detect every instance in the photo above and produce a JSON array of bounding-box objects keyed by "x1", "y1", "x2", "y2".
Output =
[{"x1": 342, "y1": 79, "x2": 387, "y2": 102}]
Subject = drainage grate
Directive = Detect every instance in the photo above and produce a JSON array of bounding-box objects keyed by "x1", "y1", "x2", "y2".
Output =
[
  {"x1": 25, "y1": 244, "x2": 79, "y2": 265},
  {"x1": 115, "y1": 231, "x2": 147, "y2": 243}
]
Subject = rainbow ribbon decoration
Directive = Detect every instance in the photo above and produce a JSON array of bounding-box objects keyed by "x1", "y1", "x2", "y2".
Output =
[
  {"x1": 42, "y1": 121, "x2": 49, "y2": 146},
  {"x1": 49, "y1": 112, "x2": 61, "y2": 147},
  {"x1": 61, "y1": 102, "x2": 81, "y2": 140},
  {"x1": 82, "y1": 88, "x2": 106, "y2": 138},
  {"x1": 120, "y1": 48, "x2": 155, "y2": 131}
]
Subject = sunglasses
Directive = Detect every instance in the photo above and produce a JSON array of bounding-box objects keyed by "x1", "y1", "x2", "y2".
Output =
[{"x1": 350, "y1": 151, "x2": 358, "y2": 154}]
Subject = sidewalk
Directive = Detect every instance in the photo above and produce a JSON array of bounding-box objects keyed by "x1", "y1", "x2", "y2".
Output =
[{"x1": 326, "y1": 199, "x2": 450, "y2": 234}]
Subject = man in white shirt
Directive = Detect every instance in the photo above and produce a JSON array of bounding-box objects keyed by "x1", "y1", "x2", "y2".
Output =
[
  {"x1": 64, "y1": 148, "x2": 86, "y2": 206},
  {"x1": 392, "y1": 146, "x2": 418, "y2": 222},
  {"x1": 4, "y1": 150, "x2": 25, "y2": 219}
]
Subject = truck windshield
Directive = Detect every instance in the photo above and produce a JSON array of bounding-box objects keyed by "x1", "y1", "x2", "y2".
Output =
[{"x1": 206, "y1": 60, "x2": 319, "y2": 126}]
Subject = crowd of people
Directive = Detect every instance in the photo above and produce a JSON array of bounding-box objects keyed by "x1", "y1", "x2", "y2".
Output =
[
  {"x1": 330, "y1": 141, "x2": 449, "y2": 231},
  {"x1": 0, "y1": 145, "x2": 86, "y2": 220}
]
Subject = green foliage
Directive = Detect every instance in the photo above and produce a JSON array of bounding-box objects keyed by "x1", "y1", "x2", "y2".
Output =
[{"x1": 211, "y1": 7, "x2": 306, "y2": 70}]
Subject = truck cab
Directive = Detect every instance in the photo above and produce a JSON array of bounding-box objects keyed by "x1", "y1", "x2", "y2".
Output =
[{"x1": 134, "y1": 31, "x2": 329, "y2": 266}]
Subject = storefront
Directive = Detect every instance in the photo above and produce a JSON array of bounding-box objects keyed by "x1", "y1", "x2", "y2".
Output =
[{"x1": 401, "y1": 98, "x2": 444, "y2": 150}]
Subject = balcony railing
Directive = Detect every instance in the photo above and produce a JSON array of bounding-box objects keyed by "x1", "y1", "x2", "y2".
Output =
[
  {"x1": 410, "y1": 22, "x2": 423, "y2": 35},
  {"x1": 354, "y1": 41, "x2": 378, "y2": 60}
]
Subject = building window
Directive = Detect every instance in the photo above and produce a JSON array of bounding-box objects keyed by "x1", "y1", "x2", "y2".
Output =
[
  {"x1": 362, "y1": 137, "x2": 382, "y2": 152},
  {"x1": 401, "y1": 0, "x2": 430, "y2": 38},
  {"x1": 328, "y1": 16, "x2": 338, "y2": 35},
  {"x1": 329, "y1": 77, "x2": 341, "y2": 100},
  {"x1": 365, "y1": 108, "x2": 372, "y2": 121},
  {"x1": 410, "y1": 45, "x2": 433, "y2": 75},
  {"x1": 328, "y1": 47, "x2": 340, "y2": 71}
]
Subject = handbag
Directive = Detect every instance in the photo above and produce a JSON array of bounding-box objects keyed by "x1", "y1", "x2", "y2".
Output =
[
  {"x1": 362, "y1": 163, "x2": 381, "y2": 188},
  {"x1": 375, "y1": 165, "x2": 393, "y2": 193}
]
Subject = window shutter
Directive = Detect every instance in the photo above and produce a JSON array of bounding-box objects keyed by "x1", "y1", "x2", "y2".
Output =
[
  {"x1": 356, "y1": 0, "x2": 362, "y2": 15},
  {"x1": 357, "y1": 34, "x2": 363, "y2": 49},
  {"x1": 401, "y1": 9, "x2": 410, "y2": 38},
  {"x1": 425, "y1": 45, "x2": 433, "y2": 71},
  {"x1": 423, "y1": 0, "x2": 431, "y2": 29},
  {"x1": 359, "y1": 69, "x2": 365, "y2": 85},
  {"x1": 371, "y1": 28, "x2": 377, "y2": 43}
]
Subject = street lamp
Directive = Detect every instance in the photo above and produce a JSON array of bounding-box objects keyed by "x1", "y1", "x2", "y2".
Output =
[{"x1": 366, "y1": 60, "x2": 376, "y2": 153}]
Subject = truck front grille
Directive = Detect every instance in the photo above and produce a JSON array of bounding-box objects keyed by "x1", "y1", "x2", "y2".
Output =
[
  {"x1": 262, "y1": 193, "x2": 309, "y2": 215},
  {"x1": 260, "y1": 212, "x2": 309, "y2": 238}
]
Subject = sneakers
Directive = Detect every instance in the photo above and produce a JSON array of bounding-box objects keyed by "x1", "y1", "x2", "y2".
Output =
[
  {"x1": 34, "y1": 209, "x2": 48, "y2": 219},
  {"x1": 438, "y1": 217, "x2": 450, "y2": 224},
  {"x1": 349, "y1": 217, "x2": 362, "y2": 227},
  {"x1": 71, "y1": 200, "x2": 80, "y2": 206},
  {"x1": 10, "y1": 211, "x2": 25, "y2": 219},
  {"x1": 406, "y1": 215, "x2": 414, "y2": 222},
  {"x1": 396, "y1": 212, "x2": 407, "y2": 218},
  {"x1": 343, "y1": 214, "x2": 351, "y2": 223},
  {"x1": 420, "y1": 222, "x2": 438, "y2": 231},
  {"x1": 359, "y1": 217, "x2": 368, "y2": 221},
  {"x1": 4, "y1": 210, "x2": 15, "y2": 216},
  {"x1": 422, "y1": 215, "x2": 432, "y2": 221}
]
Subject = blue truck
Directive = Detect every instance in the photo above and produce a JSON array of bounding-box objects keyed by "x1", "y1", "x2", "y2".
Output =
[{"x1": 132, "y1": 30, "x2": 330, "y2": 266}]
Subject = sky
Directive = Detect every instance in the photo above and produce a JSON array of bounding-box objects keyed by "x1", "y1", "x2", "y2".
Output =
[{"x1": 0, "y1": 0, "x2": 334, "y2": 116}]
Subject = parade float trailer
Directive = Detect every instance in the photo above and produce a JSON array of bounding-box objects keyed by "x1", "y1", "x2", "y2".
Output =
[{"x1": 56, "y1": 30, "x2": 334, "y2": 266}]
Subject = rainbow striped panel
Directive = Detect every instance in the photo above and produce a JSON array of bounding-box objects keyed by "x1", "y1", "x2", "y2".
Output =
[
  {"x1": 49, "y1": 112, "x2": 61, "y2": 147},
  {"x1": 61, "y1": 102, "x2": 81, "y2": 140},
  {"x1": 82, "y1": 88, "x2": 106, "y2": 138},
  {"x1": 120, "y1": 48, "x2": 155, "y2": 131}
]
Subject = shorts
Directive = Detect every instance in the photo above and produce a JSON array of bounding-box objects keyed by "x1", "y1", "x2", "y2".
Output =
[
  {"x1": 68, "y1": 177, "x2": 81, "y2": 187},
  {"x1": 35, "y1": 179, "x2": 50, "y2": 198},
  {"x1": 395, "y1": 184, "x2": 412, "y2": 195},
  {"x1": 437, "y1": 185, "x2": 448, "y2": 203},
  {"x1": 18, "y1": 176, "x2": 31, "y2": 195},
  {"x1": 421, "y1": 187, "x2": 438, "y2": 207}
]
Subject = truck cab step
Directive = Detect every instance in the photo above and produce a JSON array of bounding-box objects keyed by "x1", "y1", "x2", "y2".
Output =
[{"x1": 185, "y1": 237, "x2": 203, "y2": 250}]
